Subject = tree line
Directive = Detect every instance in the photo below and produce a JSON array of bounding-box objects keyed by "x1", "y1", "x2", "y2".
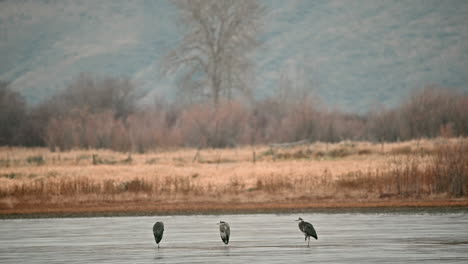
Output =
[{"x1": 1, "y1": 75, "x2": 467, "y2": 152}]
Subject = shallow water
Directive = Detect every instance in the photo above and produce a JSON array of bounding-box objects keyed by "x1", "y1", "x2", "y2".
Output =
[{"x1": 1, "y1": 212, "x2": 467, "y2": 263}]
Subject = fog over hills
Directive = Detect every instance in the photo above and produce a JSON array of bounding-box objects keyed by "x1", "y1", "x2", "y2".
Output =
[{"x1": 1, "y1": 0, "x2": 467, "y2": 112}]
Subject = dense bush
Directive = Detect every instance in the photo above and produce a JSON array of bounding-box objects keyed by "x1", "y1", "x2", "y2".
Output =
[{"x1": 0, "y1": 81, "x2": 27, "y2": 145}]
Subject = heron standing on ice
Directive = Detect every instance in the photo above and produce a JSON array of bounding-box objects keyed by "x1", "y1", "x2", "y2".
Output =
[
  {"x1": 296, "y1": 217, "x2": 317, "y2": 247},
  {"x1": 217, "y1": 221, "x2": 230, "y2": 245},
  {"x1": 153, "y1": 221, "x2": 164, "y2": 248}
]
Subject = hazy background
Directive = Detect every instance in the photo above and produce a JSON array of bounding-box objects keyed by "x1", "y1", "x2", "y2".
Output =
[{"x1": 1, "y1": 0, "x2": 467, "y2": 113}]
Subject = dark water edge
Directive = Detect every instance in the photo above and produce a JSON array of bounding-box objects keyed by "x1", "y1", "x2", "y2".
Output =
[{"x1": 2, "y1": 205, "x2": 468, "y2": 220}]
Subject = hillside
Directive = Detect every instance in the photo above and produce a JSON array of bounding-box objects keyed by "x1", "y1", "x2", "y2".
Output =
[{"x1": 1, "y1": 0, "x2": 468, "y2": 112}]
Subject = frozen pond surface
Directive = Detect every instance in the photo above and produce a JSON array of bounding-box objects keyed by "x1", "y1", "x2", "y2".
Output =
[{"x1": 1, "y1": 212, "x2": 468, "y2": 263}]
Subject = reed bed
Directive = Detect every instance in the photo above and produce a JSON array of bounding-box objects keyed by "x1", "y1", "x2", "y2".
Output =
[{"x1": 1, "y1": 138, "x2": 467, "y2": 212}]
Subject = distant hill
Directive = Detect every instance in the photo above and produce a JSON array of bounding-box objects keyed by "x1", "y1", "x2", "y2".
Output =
[{"x1": 1, "y1": 0, "x2": 467, "y2": 113}]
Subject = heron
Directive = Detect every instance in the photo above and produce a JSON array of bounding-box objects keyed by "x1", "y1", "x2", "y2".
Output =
[
  {"x1": 295, "y1": 217, "x2": 317, "y2": 247},
  {"x1": 217, "y1": 221, "x2": 230, "y2": 245},
  {"x1": 153, "y1": 221, "x2": 164, "y2": 248}
]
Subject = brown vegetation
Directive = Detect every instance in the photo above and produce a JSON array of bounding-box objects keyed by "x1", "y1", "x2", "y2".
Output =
[
  {"x1": 336, "y1": 142, "x2": 468, "y2": 198},
  {"x1": 2, "y1": 73, "x2": 468, "y2": 216},
  {"x1": 1, "y1": 138, "x2": 467, "y2": 216},
  {"x1": 2, "y1": 76, "x2": 468, "y2": 152}
]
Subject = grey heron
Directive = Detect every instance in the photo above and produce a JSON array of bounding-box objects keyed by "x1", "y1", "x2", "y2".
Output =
[
  {"x1": 153, "y1": 221, "x2": 164, "y2": 248},
  {"x1": 295, "y1": 217, "x2": 317, "y2": 247},
  {"x1": 217, "y1": 221, "x2": 230, "y2": 245}
]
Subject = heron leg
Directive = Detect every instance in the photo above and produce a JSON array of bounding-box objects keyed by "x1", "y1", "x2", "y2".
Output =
[{"x1": 307, "y1": 237, "x2": 310, "y2": 247}]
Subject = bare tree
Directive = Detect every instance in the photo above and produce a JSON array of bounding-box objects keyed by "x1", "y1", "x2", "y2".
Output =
[
  {"x1": 164, "y1": 0, "x2": 264, "y2": 106},
  {"x1": 45, "y1": 73, "x2": 142, "y2": 120}
]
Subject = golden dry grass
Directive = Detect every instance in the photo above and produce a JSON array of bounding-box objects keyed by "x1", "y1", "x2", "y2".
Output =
[{"x1": 1, "y1": 137, "x2": 467, "y2": 216}]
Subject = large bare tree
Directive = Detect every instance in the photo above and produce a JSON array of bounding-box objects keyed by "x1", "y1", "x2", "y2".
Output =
[{"x1": 164, "y1": 0, "x2": 264, "y2": 105}]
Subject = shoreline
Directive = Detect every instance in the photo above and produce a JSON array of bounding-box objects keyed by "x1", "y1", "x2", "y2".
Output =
[{"x1": 2, "y1": 199, "x2": 468, "y2": 219}]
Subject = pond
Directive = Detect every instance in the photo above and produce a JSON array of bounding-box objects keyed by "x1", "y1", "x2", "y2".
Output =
[{"x1": 1, "y1": 212, "x2": 467, "y2": 263}]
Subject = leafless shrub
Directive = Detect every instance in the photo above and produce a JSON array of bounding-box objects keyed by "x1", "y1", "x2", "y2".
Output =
[
  {"x1": 5, "y1": 75, "x2": 468, "y2": 152},
  {"x1": 177, "y1": 101, "x2": 248, "y2": 148}
]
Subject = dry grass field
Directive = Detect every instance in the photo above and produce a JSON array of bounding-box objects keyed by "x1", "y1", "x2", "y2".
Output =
[{"x1": 1, "y1": 138, "x2": 467, "y2": 216}]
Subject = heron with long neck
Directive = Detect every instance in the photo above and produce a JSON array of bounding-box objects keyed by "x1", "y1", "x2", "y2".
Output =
[{"x1": 295, "y1": 217, "x2": 317, "y2": 247}]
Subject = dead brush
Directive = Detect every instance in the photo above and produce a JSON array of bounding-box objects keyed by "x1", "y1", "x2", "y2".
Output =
[
  {"x1": 430, "y1": 142, "x2": 468, "y2": 197},
  {"x1": 328, "y1": 147, "x2": 353, "y2": 158},
  {"x1": 335, "y1": 141, "x2": 468, "y2": 198},
  {"x1": 119, "y1": 178, "x2": 152, "y2": 193},
  {"x1": 1, "y1": 139, "x2": 467, "y2": 210},
  {"x1": 255, "y1": 175, "x2": 294, "y2": 193}
]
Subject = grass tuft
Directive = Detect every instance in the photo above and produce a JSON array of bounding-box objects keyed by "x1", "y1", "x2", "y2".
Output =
[{"x1": 26, "y1": 155, "x2": 45, "y2": 165}]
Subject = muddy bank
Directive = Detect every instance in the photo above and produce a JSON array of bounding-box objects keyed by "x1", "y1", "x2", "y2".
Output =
[{"x1": 2, "y1": 199, "x2": 468, "y2": 219}]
